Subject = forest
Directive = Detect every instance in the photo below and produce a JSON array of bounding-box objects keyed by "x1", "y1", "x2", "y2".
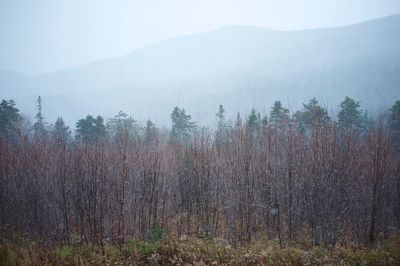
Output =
[{"x1": 1, "y1": 96, "x2": 400, "y2": 265}]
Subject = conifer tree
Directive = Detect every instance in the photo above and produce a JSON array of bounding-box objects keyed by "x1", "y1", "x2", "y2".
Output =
[
  {"x1": 170, "y1": 107, "x2": 195, "y2": 142},
  {"x1": 216, "y1": 104, "x2": 227, "y2": 131},
  {"x1": 52, "y1": 117, "x2": 71, "y2": 146},
  {"x1": 76, "y1": 115, "x2": 107, "y2": 144},
  {"x1": 108, "y1": 111, "x2": 136, "y2": 142},
  {"x1": 33, "y1": 96, "x2": 47, "y2": 140},
  {"x1": 269, "y1": 101, "x2": 289, "y2": 125},
  {"x1": 294, "y1": 98, "x2": 330, "y2": 132},
  {"x1": 337, "y1": 96, "x2": 363, "y2": 130},
  {"x1": 144, "y1": 119, "x2": 156, "y2": 144},
  {"x1": 247, "y1": 108, "x2": 259, "y2": 133},
  {"x1": 0, "y1": 99, "x2": 21, "y2": 142}
]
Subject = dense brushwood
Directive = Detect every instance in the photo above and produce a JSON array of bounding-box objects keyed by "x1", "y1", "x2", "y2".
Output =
[{"x1": 0, "y1": 97, "x2": 400, "y2": 252}]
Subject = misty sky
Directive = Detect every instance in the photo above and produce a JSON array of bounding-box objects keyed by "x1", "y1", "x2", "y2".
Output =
[{"x1": 1, "y1": 0, "x2": 399, "y2": 75}]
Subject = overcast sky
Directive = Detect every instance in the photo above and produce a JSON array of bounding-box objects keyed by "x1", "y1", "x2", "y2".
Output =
[{"x1": 1, "y1": 0, "x2": 399, "y2": 75}]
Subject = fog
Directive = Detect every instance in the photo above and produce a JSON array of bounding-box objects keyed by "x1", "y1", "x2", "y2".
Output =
[
  {"x1": 2, "y1": 2, "x2": 400, "y2": 256},
  {"x1": 0, "y1": 1, "x2": 400, "y2": 127},
  {"x1": 1, "y1": 0, "x2": 400, "y2": 74}
]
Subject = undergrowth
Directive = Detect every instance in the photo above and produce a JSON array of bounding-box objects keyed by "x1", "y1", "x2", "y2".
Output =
[{"x1": 0, "y1": 235, "x2": 399, "y2": 265}]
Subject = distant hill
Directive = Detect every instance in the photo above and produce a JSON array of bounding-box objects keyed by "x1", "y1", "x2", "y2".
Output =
[{"x1": 1, "y1": 15, "x2": 400, "y2": 126}]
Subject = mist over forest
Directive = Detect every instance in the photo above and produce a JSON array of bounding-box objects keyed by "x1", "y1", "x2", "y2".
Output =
[{"x1": 1, "y1": 15, "x2": 400, "y2": 126}]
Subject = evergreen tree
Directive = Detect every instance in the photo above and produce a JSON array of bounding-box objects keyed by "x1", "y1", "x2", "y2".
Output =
[
  {"x1": 337, "y1": 96, "x2": 363, "y2": 130},
  {"x1": 269, "y1": 101, "x2": 289, "y2": 125},
  {"x1": 216, "y1": 104, "x2": 227, "y2": 130},
  {"x1": 76, "y1": 115, "x2": 107, "y2": 144},
  {"x1": 108, "y1": 111, "x2": 137, "y2": 142},
  {"x1": 293, "y1": 111, "x2": 307, "y2": 133},
  {"x1": 294, "y1": 98, "x2": 330, "y2": 131},
  {"x1": 247, "y1": 108, "x2": 259, "y2": 132},
  {"x1": 33, "y1": 96, "x2": 47, "y2": 140},
  {"x1": 0, "y1": 99, "x2": 21, "y2": 142},
  {"x1": 144, "y1": 119, "x2": 156, "y2": 144},
  {"x1": 52, "y1": 117, "x2": 71, "y2": 146},
  {"x1": 215, "y1": 104, "x2": 230, "y2": 140},
  {"x1": 170, "y1": 107, "x2": 196, "y2": 142}
]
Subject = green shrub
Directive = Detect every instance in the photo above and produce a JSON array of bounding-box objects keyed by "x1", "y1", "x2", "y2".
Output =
[
  {"x1": 138, "y1": 242, "x2": 155, "y2": 256},
  {"x1": 147, "y1": 223, "x2": 165, "y2": 243},
  {"x1": 59, "y1": 245, "x2": 74, "y2": 261}
]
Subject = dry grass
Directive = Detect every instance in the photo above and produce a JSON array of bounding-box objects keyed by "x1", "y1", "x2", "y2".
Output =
[{"x1": 1, "y1": 235, "x2": 399, "y2": 265}]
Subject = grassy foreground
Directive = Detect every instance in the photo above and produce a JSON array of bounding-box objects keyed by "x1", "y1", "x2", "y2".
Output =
[{"x1": 1, "y1": 236, "x2": 400, "y2": 265}]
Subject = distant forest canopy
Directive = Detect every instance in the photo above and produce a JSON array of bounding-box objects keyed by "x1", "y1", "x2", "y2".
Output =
[
  {"x1": 0, "y1": 95, "x2": 399, "y2": 140},
  {"x1": 0, "y1": 96, "x2": 400, "y2": 247}
]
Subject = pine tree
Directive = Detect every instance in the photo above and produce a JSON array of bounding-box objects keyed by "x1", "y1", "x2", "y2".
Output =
[
  {"x1": 144, "y1": 119, "x2": 156, "y2": 144},
  {"x1": 108, "y1": 111, "x2": 137, "y2": 142},
  {"x1": 337, "y1": 96, "x2": 363, "y2": 130},
  {"x1": 294, "y1": 98, "x2": 330, "y2": 131},
  {"x1": 33, "y1": 96, "x2": 47, "y2": 140},
  {"x1": 52, "y1": 117, "x2": 71, "y2": 146},
  {"x1": 76, "y1": 115, "x2": 107, "y2": 144},
  {"x1": 269, "y1": 101, "x2": 289, "y2": 125},
  {"x1": 170, "y1": 107, "x2": 196, "y2": 142},
  {"x1": 216, "y1": 104, "x2": 227, "y2": 131},
  {"x1": 247, "y1": 108, "x2": 259, "y2": 133},
  {"x1": 0, "y1": 99, "x2": 21, "y2": 143}
]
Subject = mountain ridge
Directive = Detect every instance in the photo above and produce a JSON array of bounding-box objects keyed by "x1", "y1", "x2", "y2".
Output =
[
  {"x1": 1, "y1": 14, "x2": 400, "y2": 126},
  {"x1": 5, "y1": 14, "x2": 393, "y2": 78}
]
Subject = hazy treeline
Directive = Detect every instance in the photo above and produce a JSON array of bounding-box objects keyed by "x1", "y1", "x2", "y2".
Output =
[{"x1": 0, "y1": 96, "x2": 400, "y2": 248}]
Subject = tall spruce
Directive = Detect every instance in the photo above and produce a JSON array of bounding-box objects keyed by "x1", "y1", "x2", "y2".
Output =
[
  {"x1": 33, "y1": 96, "x2": 47, "y2": 140},
  {"x1": 170, "y1": 107, "x2": 195, "y2": 142},
  {"x1": 0, "y1": 99, "x2": 21, "y2": 142},
  {"x1": 216, "y1": 104, "x2": 228, "y2": 131},
  {"x1": 144, "y1": 119, "x2": 156, "y2": 144},
  {"x1": 247, "y1": 108, "x2": 260, "y2": 133},
  {"x1": 52, "y1": 117, "x2": 71, "y2": 146}
]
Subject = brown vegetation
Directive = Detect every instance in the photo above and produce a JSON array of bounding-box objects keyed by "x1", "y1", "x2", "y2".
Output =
[{"x1": 1, "y1": 98, "x2": 400, "y2": 264}]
